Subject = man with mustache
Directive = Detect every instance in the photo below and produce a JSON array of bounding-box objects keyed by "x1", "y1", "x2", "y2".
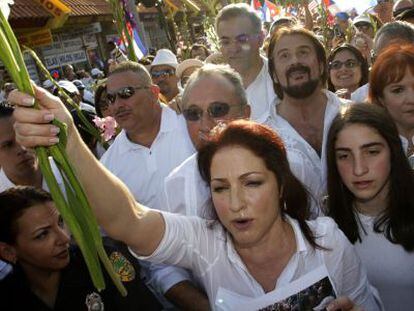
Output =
[
  {"x1": 158, "y1": 64, "x2": 251, "y2": 219},
  {"x1": 149, "y1": 49, "x2": 180, "y2": 103},
  {"x1": 267, "y1": 27, "x2": 350, "y2": 216},
  {"x1": 99, "y1": 61, "x2": 209, "y2": 309},
  {"x1": 215, "y1": 3, "x2": 277, "y2": 123}
]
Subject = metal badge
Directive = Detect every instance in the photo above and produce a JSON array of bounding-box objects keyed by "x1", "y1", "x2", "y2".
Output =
[{"x1": 85, "y1": 292, "x2": 104, "y2": 311}]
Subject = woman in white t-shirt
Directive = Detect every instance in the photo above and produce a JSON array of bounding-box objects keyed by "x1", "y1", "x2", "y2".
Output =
[
  {"x1": 326, "y1": 104, "x2": 414, "y2": 310},
  {"x1": 129, "y1": 120, "x2": 379, "y2": 310}
]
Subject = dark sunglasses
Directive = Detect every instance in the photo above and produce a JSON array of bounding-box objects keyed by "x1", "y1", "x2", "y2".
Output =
[
  {"x1": 106, "y1": 86, "x2": 149, "y2": 104},
  {"x1": 151, "y1": 69, "x2": 175, "y2": 79},
  {"x1": 183, "y1": 102, "x2": 240, "y2": 122},
  {"x1": 329, "y1": 59, "x2": 359, "y2": 70}
]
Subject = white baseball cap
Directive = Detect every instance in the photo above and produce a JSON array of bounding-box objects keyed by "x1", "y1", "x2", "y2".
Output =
[
  {"x1": 91, "y1": 68, "x2": 104, "y2": 77},
  {"x1": 56, "y1": 80, "x2": 79, "y2": 95},
  {"x1": 176, "y1": 59, "x2": 203, "y2": 79},
  {"x1": 42, "y1": 79, "x2": 54, "y2": 89},
  {"x1": 151, "y1": 49, "x2": 178, "y2": 69}
]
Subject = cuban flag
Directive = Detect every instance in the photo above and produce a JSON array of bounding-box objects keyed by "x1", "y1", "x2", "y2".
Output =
[
  {"x1": 323, "y1": 0, "x2": 341, "y2": 15},
  {"x1": 251, "y1": 0, "x2": 281, "y2": 22}
]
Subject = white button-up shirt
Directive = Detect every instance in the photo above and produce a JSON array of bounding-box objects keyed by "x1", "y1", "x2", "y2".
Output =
[
  {"x1": 268, "y1": 91, "x2": 350, "y2": 216},
  {"x1": 100, "y1": 105, "x2": 196, "y2": 303},
  {"x1": 132, "y1": 214, "x2": 381, "y2": 311},
  {"x1": 246, "y1": 57, "x2": 278, "y2": 123},
  {"x1": 100, "y1": 105, "x2": 196, "y2": 208},
  {"x1": 157, "y1": 153, "x2": 213, "y2": 219}
]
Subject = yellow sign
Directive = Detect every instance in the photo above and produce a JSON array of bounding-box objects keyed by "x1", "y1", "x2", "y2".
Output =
[
  {"x1": 35, "y1": 0, "x2": 71, "y2": 28},
  {"x1": 18, "y1": 29, "x2": 53, "y2": 47}
]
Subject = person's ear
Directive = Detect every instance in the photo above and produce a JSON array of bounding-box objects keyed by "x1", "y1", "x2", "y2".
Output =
[
  {"x1": 0, "y1": 242, "x2": 17, "y2": 264},
  {"x1": 377, "y1": 96, "x2": 386, "y2": 107},
  {"x1": 258, "y1": 30, "x2": 266, "y2": 46},
  {"x1": 242, "y1": 104, "x2": 251, "y2": 119},
  {"x1": 150, "y1": 84, "x2": 160, "y2": 98}
]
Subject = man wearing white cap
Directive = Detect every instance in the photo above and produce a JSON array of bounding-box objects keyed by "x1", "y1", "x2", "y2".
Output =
[
  {"x1": 176, "y1": 58, "x2": 203, "y2": 89},
  {"x1": 150, "y1": 49, "x2": 180, "y2": 102},
  {"x1": 353, "y1": 15, "x2": 375, "y2": 38}
]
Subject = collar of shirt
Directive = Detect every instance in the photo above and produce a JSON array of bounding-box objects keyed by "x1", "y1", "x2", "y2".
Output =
[
  {"x1": 224, "y1": 215, "x2": 308, "y2": 277},
  {"x1": 399, "y1": 134, "x2": 414, "y2": 155},
  {"x1": 246, "y1": 56, "x2": 278, "y2": 124},
  {"x1": 117, "y1": 105, "x2": 183, "y2": 154},
  {"x1": 0, "y1": 168, "x2": 15, "y2": 193}
]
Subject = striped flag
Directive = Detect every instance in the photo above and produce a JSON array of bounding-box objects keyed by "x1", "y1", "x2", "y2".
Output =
[{"x1": 308, "y1": 0, "x2": 319, "y2": 13}]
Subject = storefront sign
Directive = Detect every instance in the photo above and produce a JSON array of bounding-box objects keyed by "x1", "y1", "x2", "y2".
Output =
[
  {"x1": 44, "y1": 50, "x2": 87, "y2": 69},
  {"x1": 18, "y1": 29, "x2": 53, "y2": 48}
]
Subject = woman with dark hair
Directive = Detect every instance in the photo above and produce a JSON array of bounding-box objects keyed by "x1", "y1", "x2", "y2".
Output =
[
  {"x1": 327, "y1": 44, "x2": 369, "y2": 99},
  {"x1": 0, "y1": 186, "x2": 162, "y2": 310},
  {"x1": 369, "y1": 44, "x2": 414, "y2": 158},
  {"x1": 326, "y1": 103, "x2": 414, "y2": 310}
]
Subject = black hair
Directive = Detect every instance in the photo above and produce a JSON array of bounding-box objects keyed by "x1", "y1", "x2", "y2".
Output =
[
  {"x1": 0, "y1": 186, "x2": 52, "y2": 244},
  {"x1": 326, "y1": 103, "x2": 414, "y2": 251}
]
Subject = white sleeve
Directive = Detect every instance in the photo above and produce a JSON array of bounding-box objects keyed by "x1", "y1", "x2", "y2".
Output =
[
  {"x1": 147, "y1": 263, "x2": 192, "y2": 294},
  {"x1": 320, "y1": 218, "x2": 384, "y2": 311},
  {"x1": 129, "y1": 212, "x2": 211, "y2": 271}
]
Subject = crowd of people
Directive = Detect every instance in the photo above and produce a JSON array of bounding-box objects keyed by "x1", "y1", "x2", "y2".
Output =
[{"x1": 0, "y1": 0, "x2": 414, "y2": 310}]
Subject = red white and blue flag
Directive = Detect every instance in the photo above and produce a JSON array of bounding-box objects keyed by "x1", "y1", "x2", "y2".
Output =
[{"x1": 251, "y1": 0, "x2": 281, "y2": 22}]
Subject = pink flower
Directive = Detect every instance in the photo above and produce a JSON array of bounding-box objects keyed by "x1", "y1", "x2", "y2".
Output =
[{"x1": 93, "y1": 116, "x2": 118, "y2": 142}]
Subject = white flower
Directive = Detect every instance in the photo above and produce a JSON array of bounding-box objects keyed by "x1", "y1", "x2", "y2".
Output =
[{"x1": 0, "y1": 0, "x2": 14, "y2": 20}]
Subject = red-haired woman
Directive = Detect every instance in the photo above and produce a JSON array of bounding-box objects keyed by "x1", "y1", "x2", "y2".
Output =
[{"x1": 369, "y1": 44, "x2": 414, "y2": 159}]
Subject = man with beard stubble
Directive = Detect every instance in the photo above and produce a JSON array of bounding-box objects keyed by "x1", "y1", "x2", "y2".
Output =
[{"x1": 267, "y1": 27, "x2": 350, "y2": 216}]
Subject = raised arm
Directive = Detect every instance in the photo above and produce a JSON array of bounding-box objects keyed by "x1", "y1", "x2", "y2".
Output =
[{"x1": 9, "y1": 86, "x2": 164, "y2": 256}]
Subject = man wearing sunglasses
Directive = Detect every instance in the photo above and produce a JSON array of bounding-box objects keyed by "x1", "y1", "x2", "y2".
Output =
[
  {"x1": 149, "y1": 49, "x2": 180, "y2": 103},
  {"x1": 157, "y1": 64, "x2": 251, "y2": 219},
  {"x1": 99, "y1": 61, "x2": 208, "y2": 310},
  {"x1": 215, "y1": 3, "x2": 277, "y2": 124}
]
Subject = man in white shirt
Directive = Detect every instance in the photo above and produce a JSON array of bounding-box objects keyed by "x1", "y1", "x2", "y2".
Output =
[
  {"x1": 158, "y1": 64, "x2": 250, "y2": 219},
  {"x1": 99, "y1": 61, "x2": 207, "y2": 309},
  {"x1": 215, "y1": 3, "x2": 277, "y2": 123},
  {"x1": 267, "y1": 27, "x2": 350, "y2": 214}
]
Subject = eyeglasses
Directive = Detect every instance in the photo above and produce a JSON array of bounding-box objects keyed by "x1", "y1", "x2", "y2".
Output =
[
  {"x1": 151, "y1": 69, "x2": 175, "y2": 79},
  {"x1": 106, "y1": 86, "x2": 149, "y2": 104},
  {"x1": 329, "y1": 59, "x2": 359, "y2": 70},
  {"x1": 355, "y1": 23, "x2": 372, "y2": 31},
  {"x1": 219, "y1": 33, "x2": 260, "y2": 48},
  {"x1": 183, "y1": 102, "x2": 241, "y2": 122}
]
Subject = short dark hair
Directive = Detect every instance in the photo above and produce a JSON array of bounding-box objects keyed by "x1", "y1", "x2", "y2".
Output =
[
  {"x1": 327, "y1": 44, "x2": 369, "y2": 92},
  {"x1": 108, "y1": 61, "x2": 152, "y2": 86},
  {"x1": 326, "y1": 103, "x2": 414, "y2": 251},
  {"x1": 0, "y1": 186, "x2": 52, "y2": 244},
  {"x1": 190, "y1": 44, "x2": 210, "y2": 58},
  {"x1": 198, "y1": 120, "x2": 322, "y2": 250},
  {"x1": 268, "y1": 27, "x2": 328, "y2": 99}
]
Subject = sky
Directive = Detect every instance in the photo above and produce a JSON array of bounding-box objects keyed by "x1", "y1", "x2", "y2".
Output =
[{"x1": 334, "y1": 0, "x2": 378, "y2": 14}]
